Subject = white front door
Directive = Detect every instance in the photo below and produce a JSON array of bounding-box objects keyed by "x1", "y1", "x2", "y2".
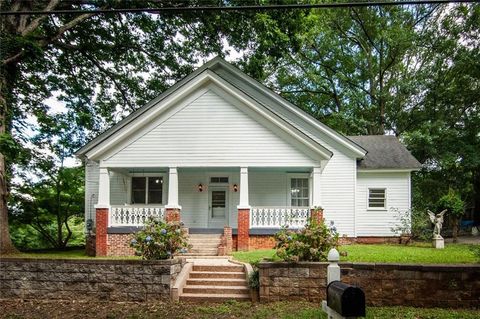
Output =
[{"x1": 208, "y1": 187, "x2": 228, "y2": 228}]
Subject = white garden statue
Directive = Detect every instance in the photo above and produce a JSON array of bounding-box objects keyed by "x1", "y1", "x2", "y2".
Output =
[
  {"x1": 428, "y1": 209, "x2": 447, "y2": 249},
  {"x1": 427, "y1": 209, "x2": 447, "y2": 237}
]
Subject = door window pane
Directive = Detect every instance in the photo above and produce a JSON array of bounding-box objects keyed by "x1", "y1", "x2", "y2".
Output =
[{"x1": 211, "y1": 191, "x2": 226, "y2": 218}]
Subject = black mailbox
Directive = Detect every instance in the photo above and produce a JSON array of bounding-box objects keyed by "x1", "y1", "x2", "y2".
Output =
[{"x1": 327, "y1": 281, "x2": 365, "y2": 317}]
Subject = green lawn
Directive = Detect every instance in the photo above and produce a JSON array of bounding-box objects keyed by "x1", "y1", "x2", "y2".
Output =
[
  {"x1": 1, "y1": 300, "x2": 479, "y2": 319},
  {"x1": 4, "y1": 242, "x2": 478, "y2": 264},
  {"x1": 232, "y1": 243, "x2": 479, "y2": 264}
]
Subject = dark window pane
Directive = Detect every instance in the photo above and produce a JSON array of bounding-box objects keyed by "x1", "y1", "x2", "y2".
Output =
[
  {"x1": 148, "y1": 177, "x2": 163, "y2": 204},
  {"x1": 212, "y1": 191, "x2": 226, "y2": 208},
  {"x1": 132, "y1": 177, "x2": 146, "y2": 190},
  {"x1": 368, "y1": 189, "x2": 386, "y2": 208},
  {"x1": 148, "y1": 191, "x2": 162, "y2": 204},
  {"x1": 149, "y1": 177, "x2": 162, "y2": 190},
  {"x1": 132, "y1": 177, "x2": 146, "y2": 204},
  {"x1": 210, "y1": 177, "x2": 228, "y2": 183},
  {"x1": 132, "y1": 190, "x2": 146, "y2": 204}
]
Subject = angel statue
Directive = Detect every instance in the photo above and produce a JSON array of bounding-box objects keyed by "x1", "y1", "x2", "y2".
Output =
[{"x1": 427, "y1": 209, "x2": 447, "y2": 238}]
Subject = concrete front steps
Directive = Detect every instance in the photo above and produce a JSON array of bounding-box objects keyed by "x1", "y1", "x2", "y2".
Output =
[
  {"x1": 186, "y1": 234, "x2": 222, "y2": 256},
  {"x1": 179, "y1": 264, "x2": 251, "y2": 302}
]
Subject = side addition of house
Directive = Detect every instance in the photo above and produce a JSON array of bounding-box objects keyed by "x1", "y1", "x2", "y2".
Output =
[{"x1": 76, "y1": 57, "x2": 421, "y2": 256}]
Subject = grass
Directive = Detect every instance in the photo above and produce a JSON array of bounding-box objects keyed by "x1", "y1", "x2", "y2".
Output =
[
  {"x1": 1, "y1": 300, "x2": 479, "y2": 319},
  {"x1": 232, "y1": 249, "x2": 280, "y2": 264},
  {"x1": 341, "y1": 242, "x2": 478, "y2": 264},
  {"x1": 3, "y1": 242, "x2": 477, "y2": 264},
  {"x1": 232, "y1": 243, "x2": 479, "y2": 264}
]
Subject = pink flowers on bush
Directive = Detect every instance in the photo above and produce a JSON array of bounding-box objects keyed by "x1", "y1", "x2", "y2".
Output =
[{"x1": 274, "y1": 218, "x2": 339, "y2": 262}]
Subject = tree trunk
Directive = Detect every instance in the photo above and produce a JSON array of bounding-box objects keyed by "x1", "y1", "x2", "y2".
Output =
[
  {"x1": 473, "y1": 168, "x2": 480, "y2": 223},
  {"x1": 0, "y1": 64, "x2": 18, "y2": 254},
  {"x1": 452, "y1": 217, "x2": 459, "y2": 243}
]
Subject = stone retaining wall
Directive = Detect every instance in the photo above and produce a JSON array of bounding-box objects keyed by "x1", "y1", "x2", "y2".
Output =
[
  {"x1": 259, "y1": 262, "x2": 480, "y2": 308},
  {"x1": 0, "y1": 258, "x2": 184, "y2": 302}
]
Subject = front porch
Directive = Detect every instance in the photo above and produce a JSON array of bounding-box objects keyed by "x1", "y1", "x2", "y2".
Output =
[{"x1": 92, "y1": 166, "x2": 324, "y2": 256}]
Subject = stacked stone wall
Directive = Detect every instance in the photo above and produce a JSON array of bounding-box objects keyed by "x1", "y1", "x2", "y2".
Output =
[
  {"x1": 0, "y1": 258, "x2": 184, "y2": 302},
  {"x1": 259, "y1": 262, "x2": 480, "y2": 308}
]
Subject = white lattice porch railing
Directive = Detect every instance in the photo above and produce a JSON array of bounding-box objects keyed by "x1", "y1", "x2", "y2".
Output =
[
  {"x1": 250, "y1": 207, "x2": 310, "y2": 228},
  {"x1": 110, "y1": 205, "x2": 165, "y2": 227}
]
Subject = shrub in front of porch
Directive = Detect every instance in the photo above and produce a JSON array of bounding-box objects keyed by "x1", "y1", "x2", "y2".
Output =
[
  {"x1": 274, "y1": 219, "x2": 339, "y2": 262},
  {"x1": 129, "y1": 217, "x2": 190, "y2": 260}
]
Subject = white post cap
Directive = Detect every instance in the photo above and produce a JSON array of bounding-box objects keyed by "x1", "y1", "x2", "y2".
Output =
[{"x1": 327, "y1": 248, "x2": 340, "y2": 262}]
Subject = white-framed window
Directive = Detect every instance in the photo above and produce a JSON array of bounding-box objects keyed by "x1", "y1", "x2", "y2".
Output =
[
  {"x1": 368, "y1": 188, "x2": 386, "y2": 209},
  {"x1": 290, "y1": 177, "x2": 309, "y2": 207},
  {"x1": 131, "y1": 176, "x2": 163, "y2": 204}
]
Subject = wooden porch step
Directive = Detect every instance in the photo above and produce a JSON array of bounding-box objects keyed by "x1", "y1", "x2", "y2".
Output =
[
  {"x1": 189, "y1": 271, "x2": 246, "y2": 279},
  {"x1": 179, "y1": 293, "x2": 250, "y2": 302},
  {"x1": 186, "y1": 278, "x2": 247, "y2": 286},
  {"x1": 183, "y1": 285, "x2": 249, "y2": 295}
]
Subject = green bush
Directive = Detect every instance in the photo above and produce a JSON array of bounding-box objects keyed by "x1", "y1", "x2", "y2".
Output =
[
  {"x1": 411, "y1": 209, "x2": 433, "y2": 241},
  {"x1": 129, "y1": 217, "x2": 190, "y2": 260},
  {"x1": 274, "y1": 219, "x2": 339, "y2": 262},
  {"x1": 438, "y1": 189, "x2": 464, "y2": 218}
]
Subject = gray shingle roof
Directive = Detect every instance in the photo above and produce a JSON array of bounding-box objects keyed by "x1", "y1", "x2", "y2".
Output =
[{"x1": 347, "y1": 135, "x2": 422, "y2": 170}]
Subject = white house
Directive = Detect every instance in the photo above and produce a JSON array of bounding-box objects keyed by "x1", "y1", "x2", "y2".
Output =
[{"x1": 76, "y1": 57, "x2": 421, "y2": 256}]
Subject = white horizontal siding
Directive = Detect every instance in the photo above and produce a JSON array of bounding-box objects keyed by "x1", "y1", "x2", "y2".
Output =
[
  {"x1": 85, "y1": 160, "x2": 99, "y2": 226},
  {"x1": 356, "y1": 172, "x2": 411, "y2": 236},
  {"x1": 320, "y1": 151, "x2": 356, "y2": 237},
  {"x1": 249, "y1": 172, "x2": 288, "y2": 207},
  {"x1": 103, "y1": 90, "x2": 318, "y2": 167},
  {"x1": 109, "y1": 171, "x2": 129, "y2": 205}
]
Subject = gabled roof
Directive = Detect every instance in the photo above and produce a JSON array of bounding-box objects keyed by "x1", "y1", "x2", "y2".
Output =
[
  {"x1": 76, "y1": 57, "x2": 367, "y2": 159},
  {"x1": 348, "y1": 135, "x2": 422, "y2": 170}
]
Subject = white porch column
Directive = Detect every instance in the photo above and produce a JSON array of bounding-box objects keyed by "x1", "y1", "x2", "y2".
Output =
[
  {"x1": 166, "y1": 167, "x2": 181, "y2": 209},
  {"x1": 311, "y1": 167, "x2": 322, "y2": 208},
  {"x1": 238, "y1": 167, "x2": 250, "y2": 208},
  {"x1": 96, "y1": 167, "x2": 110, "y2": 208}
]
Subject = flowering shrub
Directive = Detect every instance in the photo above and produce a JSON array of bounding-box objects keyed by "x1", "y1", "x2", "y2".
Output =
[
  {"x1": 274, "y1": 218, "x2": 339, "y2": 262},
  {"x1": 129, "y1": 217, "x2": 190, "y2": 260}
]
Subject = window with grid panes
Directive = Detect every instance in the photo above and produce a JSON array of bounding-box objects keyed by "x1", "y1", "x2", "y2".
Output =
[
  {"x1": 368, "y1": 188, "x2": 386, "y2": 209},
  {"x1": 290, "y1": 178, "x2": 309, "y2": 207}
]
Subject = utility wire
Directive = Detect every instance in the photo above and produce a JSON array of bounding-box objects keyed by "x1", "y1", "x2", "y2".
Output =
[{"x1": 1, "y1": 0, "x2": 479, "y2": 16}]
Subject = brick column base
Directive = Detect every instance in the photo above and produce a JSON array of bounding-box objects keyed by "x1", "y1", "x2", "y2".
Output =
[
  {"x1": 85, "y1": 235, "x2": 96, "y2": 257},
  {"x1": 310, "y1": 208, "x2": 324, "y2": 225},
  {"x1": 165, "y1": 208, "x2": 180, "y2": 222},
  {"x1": 224, "y1": 226, "x2": 233, "y2": 255},
  {"x1": 95, "y1": 208, "x2": 108, "y2": 257},
  {"x1": 237, "y1": 209, "x2": 250, "y2": 251}
]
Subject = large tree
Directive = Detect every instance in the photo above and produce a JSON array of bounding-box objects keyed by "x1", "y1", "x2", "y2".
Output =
[
  {"x1": 267, "y1": 3, "x2": 480, "y2": 223},
  {"x1": 0, "y1": 0, "x2": 305, "y2": 253},
  {"x1": 269, "y1": 4, "x2": 440, "y2": 135},
  {"x1": 404, "y1": 4, "x2": 480, "y2": 222}
]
